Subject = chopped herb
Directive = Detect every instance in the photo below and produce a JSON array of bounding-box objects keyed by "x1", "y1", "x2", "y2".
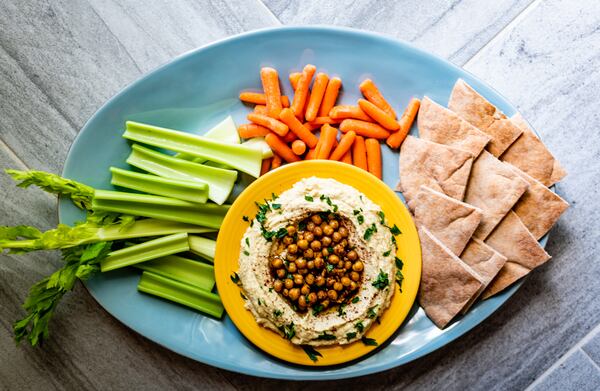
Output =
[
  {"x1": 353, "y1": 209, "x2": 361, "y2": 216},
  {"x1": 230, "y1": 272, "x2": 240, "y2": 285},
  {"x1": 395, "y1": 269, "x2": 404, "y2": 291},
  {"x1": 355, "y1": 321, "x2": 364, "y2": 332},
  {"x1": 372, "y1": 270, "x2": 389, "y2": 290},
  {"x1": 305, "y1": 195, "x2": 314, "y2": 202},
  {"x1": 243, "y1": 250, "x2": 250, "y2": 256},
  {"x1": 268, "y1": 287, "x2": 274, "y2": 293},
  {"x1": 271, "y1": 203, "x2": 281, "y2": 210},
  {"x1": 395, "y1": 257, "x2": 404, "y2": 269},
  {"x1": 360, "y1": 195, "x2": 364, "y2": 202},
  {"x1": 337, "y1": 303, "x2": 347, "y2": 317},
  {"x1": 320, "y1": 194, "x2": 326, "y2": 201},
  {"x1": 271, "y1": 192, "x2": 279, "y2": 200},
  {"x1": 316, "y1": 333, "x2": 336, "y2": 341},
  {"x1": 391, "y1": 235, "x2": 397, "y2": 246},
  {"x1": 260, "y1": 226, "x2": 276, "y2": 241},
  {"x1": 383, "y1": 249, "x2": 391, "y2": 257},
  {"x1": 327, "y1": 246, "x2": 334, "y2": 254},
  {"x1": 326, "y1": 264, "x2": 334, "y2": 273},
  {"x1": 257, "y1": 298, "x2": 263, "y2": 306},
  {"x1": 390, "y1": 224, "x2": 402, "y2": 235},
  {"x1": 367, "y1": 306, "x2": 378, "y2": 319},
  {"x1": 278, "y1": 322, "x2": 295, "y2": 340},
  {"x1": 363, "y1": 223, "x2": 377, "y2": 240},
  {"x1": 245, "y1": 237, "x2": 250, "y2": 247},
  {"x1": 242, "y1": 215, "x2": 249, "y2": 222},
  {"x1": 357, "y1": 215, "x2": 364, "y2": 225},
  {"x1": 298, "y1": 221, "x2": 307, "y2": 231},
  {"x1": 255, "y1": 201, "x2": 270, "y2": 224},
  {"x1": 286, "y1": 273, "x2": 293, "y2": 280},
  {"x1": 240, "y1": 292, "x2": 247, "y2": 300},
  {"x1": 312, "y1": 304, "x2": 324, "y2": 316},
  {"x1": 361, "y1": 336, "x2": 378, "y2": 346},
  {"x1": 250, "y1": 220, "x2": 254, "y2": 227},
  {"x1": 351, "y1": 296, "x2": 360, "y2": 304},
  {"x1": 346, "y1": 332, "x2": 357, "y2": 340},
  {"x1": 275, "y1": 227, "x2": 288, "y2": 239},
  {"x1": 273, "y1": 309, "x2": 282, "y2": 317},
  {"x1": 302, "y1": 346, "x2": 322, "y2": 362},
  {"x1": 377, "y1": 211, "x2": 386, "y2": 224}
]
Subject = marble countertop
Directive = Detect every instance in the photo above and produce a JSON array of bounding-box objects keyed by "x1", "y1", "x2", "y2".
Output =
[{"x1": 1, "y1": 1, "x2": 599, "y2": 389}]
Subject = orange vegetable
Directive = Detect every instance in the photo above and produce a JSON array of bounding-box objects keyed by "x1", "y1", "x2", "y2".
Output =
[
  {"x1": 352, "y1": 135, "x2": 368, "y2": 171},
  {"x1": 329, "y1": 131, "x2": 356, "y2": 161},
  {"x1": 386, "y1": 98, "x2": 421, "y2": 149},
  {"x1": 319, "y1": 77, "x2": 342, "y2": 117},
  {"x1": 304, "y1": 122, "x2": 321, "y2": 131},
  {"x1": 260, "y1": 67, "x2": 283, "y2": 118},
  {"x1": 271, "y1": 153, "x2": 283, "y2": 169},
  {"x1": 239, "y1": 92, "x2": 289, "y2": 107},
  {"x1": 308, "y1": 116, "x2": 340, "y2": 126},
  {"x1": 260, "y1": 158, "x2": 272, "y2": 175},
  {"x1": 265, "y1": 133, "x2": 300, "y2": 163},
  {"x1": 279, "y1": 108, "x2": 319, "y2": 148},
  {"x1": 305, "y1": 73, "x2": 329, "y2": 122},
  {"x1": 358, "y1": 99, "x2": 400, "y2": 131},
  {"x1": 359, "y1": 79, "x2": 397, "y2": 119},
  {"x1": 341, "y1": 150, "x2": 352, "y2": 164},
  {"x1": 291, "y1": 140, "x2": 307, "y2": 155},
  {"x1": 316, "y1": 124, "x2": 338, "y2": 159},
  {"x1": 238, "y1": 123, "x2": 271, "y2": 138},
  {"x1": 329, "y1": 105, "x2": 372, "y2": 122},
  {"x1": 305, "y1": 148, "x2": 317, "y2": 160},
  {"x1": 289, "y1": 72, "x2": 301, "y2": 90},
  {"x1": 247, "y1": 113, "x2": 288, "y2": 137},
  {"x1": 253, "y1": 105, "x2": 268, "y2": 115},
  {"x1": 365, "y1": 138, "x2": 382, "y2": 179},
  {"x1": 339, "y1": 119, "x2": 390, "y2": 139},
  {"x1": 283, "y1": 131, "x2": 298, "y2": 143},
  {"x1": 291, "y1": 64, "x2": 316, "y2": 118}
]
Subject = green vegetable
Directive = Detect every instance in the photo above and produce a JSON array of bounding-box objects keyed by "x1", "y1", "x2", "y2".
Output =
[
  {"x1": 355, "y1": 321, "x2": 364, "y2": 332},
  {"x1": 137, "y1": 271, "x2": 224, "y2": 318},
  {"x1": 110, "y1": 167, "x2": 208, "y2": 204},
  {"x1": 302, "y1": 346, "x2": 322, "y2": 362},
  {"x1": 372, "y1": 270, "x2": 390, "y2": 290},
  {"x1": 188, "y1": 235, "x2": 216, "y2": 263},
  {"x1": 242, "y1": 137, "x2": 273, "y2": 159},
  {"x1": 123, "y1": 121, "x2": 262, "y2": 177},
  {"x1": 135, "y1": 255, "x2": 215, "y2": 292},
  {"x1": 346, "y1": 332, "x2": 357, "y2": 340},
  {"x1": 390, "y1": 224, "x2": 401, "y2": 235},
  {"x1": 92, "y1": 190, "x2": 229, "y2": 229},
  {"x1": 361, "y1": 336, "x2": 378, "y2": 346},
  {"x1": 176, "y1": 116, "x2": 241, "y2": 163},
  {"x1": 363, "y1": 223, "x2": 377, "y2": 240},
  {"x1": 100, "y1": 232, "x2": 190, "y2": 272},
  {"x1": 127, "y1": 144, "x2": 237, "y2": 205},
  {"x1": 316, "y1": 332, "x2": 336, "y2": 341}
]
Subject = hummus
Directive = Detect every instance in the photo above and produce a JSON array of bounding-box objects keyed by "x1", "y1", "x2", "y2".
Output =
[{"x1": 238, "y1": 177, "x2": 397, "y2": 346}]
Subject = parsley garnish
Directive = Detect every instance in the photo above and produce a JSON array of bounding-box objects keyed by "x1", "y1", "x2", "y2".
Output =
[
  {"x1": 240, "y1": 292, "x2": 247, "y2": 300},
  {"x1": 312, "y1": 304, "x2": 324, "y2": 316},
  {"x1": 278, "y1": 323, "x2": 295, "y2": 340},
  {"x1": 353, "y1": 209, "x2": 361, "y2": 216},
  {"x1": 327, "y1": 246, "x2": 334, "y2": 254},
  {"x1": 390, "y1": 224, "x2": 401, "y2": 235},
  {"x1": 346, "y1": 332, "x2": 357, "y2": 341},
  {"x1": 383, "y1": 250, "x2": 391, "y2": 257},
  {"x1": 302, "y1": 346, "x2": 322, "y2": 362},
  {"x1": 243, "y1": 250, "x2": 250, "y2": 256},
  {"x1": 257, "y1": 298, "x2": 263, "y2": 306},
  {"x1": 271, "y1": 192, "x2": 279, "y2": 200},
  {"x1": 298, "y1": 221, "x2": 307, "y2": 231},
  {"x1": 316, "y1": 333, "x2": 336, "y2": 341},
  {"x1": 326, "y1": 264, "x2": 334, "y2": 272},
  {"x1": 357, "y1": 215, "x2": 364, "y2": 224},
  {"x1": 395, "y1": 257, "x2": 404, "y2": 269},
  {"x1": 363, "y1": 223, "x2": 377, "y2": 240},
  {"x1": 378, "y1": 211, "x2": 386, "y2": 224},
  {"x1": 372, "y1": 270, "x2": 389, "y2": 290},
  {"x1": 351, "y1": 296, "x2": 360, "y2": 304},
  {"x1": 355, "y1": 321, "x2": 364, "y2": 332},
  {"x1": 245, "y1": 237, "x2": 250, "y2": 247},
  {"x1": 361, "y1": 336, "x2": 378, "y2": 346},
  {"x1": 271, "y1": 203, "x2": 281, "y2": 209},
  {"x1": 395, "y1": 257, "x2": 404, "y2": 291},
  {"x1": 305, "y1": 195, "x2": 314, "y2": 202},
  {"x1": 273, "y1": 309, "x2": 282, "y2": 317},
  {"x1": 367, "y1": 306, "x2": 378, "y2": 319},
  {"x1": 230, "y1": 272, "x2": 240, "y2": 285},
  {"x1": 338, "y1": 303, "x2": 347, "y2": 316},
  {"x1": 275, "y1": 227, "x2": 288, "y2": 239}
]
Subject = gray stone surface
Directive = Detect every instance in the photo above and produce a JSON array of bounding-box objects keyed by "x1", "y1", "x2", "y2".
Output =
[
  {"x1": 583, "y1": 327, "x2": 600, "y2": 366},
  {"x1": 1, "y1": 0, "x2": 599, "y2": 389},
  {"x1": 529, "y1": 350, "x2": 600, "y2": 391}
]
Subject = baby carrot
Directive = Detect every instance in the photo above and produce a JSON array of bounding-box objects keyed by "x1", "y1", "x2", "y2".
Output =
[
  {"x1": 265, "y1": 133, "x2": 300, "y2": 163},
  {"x1": 365, "y1": 138, "x2": 382, "y2": 179},
  {"x1": 304, "y1": 122, "x2": 321, "y2": 131},
  {"x1": 261, "y1": 67, "x2": 283, "y2": 118},
  {"x1": 305, "y1": 73, "x2": 329, "y2": 122},
  {"x1": 319, "y1": 77, "x2": 342, "y2": 117},
  {"x1": 254, "y1": 105, "x2": 268, "y2": 115},
  {"x1": 279, "y1": 108, "x2": 319, "y2": 148},
  {"x1": 352, "y1": 135, "x2": 368, "y2": 171},
  {"x1": 329, "y1": 131, "x2": 356, "y2": 161},
  {"x1": 386, "y1": 98, "x2": 421, "y2": 149},
  {"x1": 308, "y1": 116, "x2": 340, "y2": 126},
  {"x1": 291, "y1": 140, "x2": 307, "y2": 155},
  {"x1": 291, "y1": 64, "x2": 316, "y2": 118},
  {"x1": 358, "y1": 99, "x2": 400, "y2": 131},
  {"x1": 239, "y1": 92, "x2": 289, "y2": 106},
  {"x1": 238, "y1": 123, "x2": 271, "y2": 138},
  {"x1": 341, "y1": 150, "x2": 352, "y2": 164},
  {"x1": 247, "y1": 113, "x2": 288, "y2": 137},
  {"x1": 359, "y1": 79, "x2": 397, "y2": 119},
  {"x1": 316, "y1": 124, "x2": 338, "y2": 159},
  {"x1": 260, "y1": 158, "x2": 272, "y2": 175},
  {"x1": 289, "y1": 72, "x2": 301, "y2": 90},
  {"x1": 329, "y1": 105, "x2": 372, "y2": 122},
  {"x1": 340, "y1": 119, "x2": 390, "y2": 139},
  {"x1": 283, "y1": 131, "x2": 298, "y2": 143},
  {"x1": 271, "y1": 153, "x2": 283, "y2": 169}
]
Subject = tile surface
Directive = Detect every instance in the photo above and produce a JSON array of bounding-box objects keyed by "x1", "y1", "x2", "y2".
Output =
[
  {"x1": 529, "y1": 350, "x2": 600, "y2": 391},
  {"x1": 1, "y1": 0, "x2": 600, "y2": 389}
]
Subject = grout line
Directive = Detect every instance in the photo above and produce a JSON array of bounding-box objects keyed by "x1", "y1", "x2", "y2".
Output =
[
  {"x1": 463, "y1": 0, "x2": 544, "y2": 68},
  {"x1": 255, "y1": 0, "x2": 284, "y2": 25},
  {"x1": 526, "y1": 322, "x2": 600, "y2": 389},
  {"x1": 0, "y1": 138, "x2": 30, "y2": 170},
  {"x1": 582, "y1": 349, "x2": 600, "y2": 372}
]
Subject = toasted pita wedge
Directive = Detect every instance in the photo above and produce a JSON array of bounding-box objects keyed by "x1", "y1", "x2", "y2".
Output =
[
  {"x1": 413, "y1": 185, "x2": 482, "y2": 256},
  {"x1": 418, "y1": 227, "x2": 484, "y2": 328},
  {"x1": 418, "y1": 97, "x2": 490, "y2": 157},
  {"x1": 507, "y1": 164, "x2": 569, "y2": 240},
  {"x1": 448, "y1": 79, "x2": 522, "y2": 157},
  {"x1": 501, "y1": 113, "x2": 567, "y2": 186},
  {"x1": 482, "y1": 211, "x2": 551, "y2": 299},
  {"x1": 399, "y1": 136, "x2": 473, "y2": 210},
  {"x1": 465, "y1": 151, "x2": 529, "y2": 239}
]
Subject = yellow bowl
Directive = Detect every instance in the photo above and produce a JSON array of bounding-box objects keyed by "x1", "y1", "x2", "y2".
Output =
[{"x1": 214, "y1": 161, "x2": 421, "y2": 366}]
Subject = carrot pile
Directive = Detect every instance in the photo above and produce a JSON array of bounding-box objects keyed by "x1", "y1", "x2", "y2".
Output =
[{"x1": 238, "y1": 65, "x2": 421, "y2": 179}]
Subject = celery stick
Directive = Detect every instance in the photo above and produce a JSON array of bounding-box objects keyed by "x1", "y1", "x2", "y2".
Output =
[
  {"x1": 242, "y1": 137, "x2": 273, "y2": 159},
  {"x1": 188, "y1": 235, "x2": 216, "y2": 263},
  {"x1": 124, "y1": 121, "x2": 262, "y2": 177},
  {"x1": 175, "y1": 116, "x2": 240, "y2": 161},
  {"x1": 135, "y1": 255, "x2": 215, "y2": 291},
  {"x1": 127, "y1": 144, "x2": 236, "y2": 205},
  {"x1": 100, "y1": 233, "x2": 189, "y2": 272},
  {"x1": 92, "y1": 190, "x2": 229, "y2": 228},
  {"x1": 110, "y1": 167, "x2": 208, "y2": 204},
  {"x1": 138, "y1": 271, "x2": 224, "y2": 318}
]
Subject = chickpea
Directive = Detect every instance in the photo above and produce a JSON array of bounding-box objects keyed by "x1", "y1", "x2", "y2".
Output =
[
  {"x1": 317, "y1": 290, "x2": 327, "y2": 300},
  {"x1": 294, "y1": 274, "x2": 304, "y2": 286},
  {"x1": 328, "y1": 254, "x2": 340, "y2": 264},
  {"x1": 333, "y1": 282, "x2": 343, "y2": 291},
  {"x1": 284, "y1": 279, "x2": 294, "y2": 289},
  {"x1": 289, "y1": 288, "x2": 300, "y2": 301},
  {"x1": 296, "y1": 258, "x2": 307, "y2": 269},
  {"x1": 271, "y1": 258, "x2": 283, "y2": 269},
  {"x1": 339, "y1": 226, "x2": 349, "y2": 237},
  {"x1": 314, "y1": 258, "x2": 325, "y2": 269},
  {"x1": 315, "y1": 276, "x2": 326, "y2": 287},
  {"x1": 334, "y1": 245, "x2": 345, "y2": 255},
  {"x1": 308, "y1": 292, "x2": 317, "y2": 304},
  {"x1": 347, "y1": 250, "x2": 358, "y2": 261},
  {"x1": 350, "y1": 271, "x2": 360, "y2": 281},
  {"x1": 310, "y1": 240, "x2": 322, "y2": 251},
  {"x1": 322, "y1": 236, "x2": 332, "y2": 246},
  {"x1": 330, "y1": 220, "x2": 339, "y2": 229},
  {"x1": 321, "y1": 299, "x2": 330, "y2": 308},
  {"x1": 311, "y1": 214, "x2": 322, "y2": 225},
  {"x1": 301, "y1": 284, "x2": 310, "y2": 295},
  {"x1": 306, "y1": 222, "x2": 316, "y2": 232},
  {"x1": 352, "y1": 261, "x2": 364, "y2": 272},
  {"x1": 350, "y1": 281, "x2": 358, "y2": 290},
  {"x1": 303, "y1": 248, "x2": 314, "y2": 259},
  {"x1": 327, "y1": 277, "x2": 335, "y2": 287},
  {"x1": 332, "y1": 232, "x2": 342, "y2": 242},
  {"x1": 286, "y1": 225, "x2": 296, "y2": 236},
  {"x1": 298, "y1": 295, "x2": 307, "y2": 308},
  {"x1": 323, "y1": 225, "x2": 334, "y2": 236},
  {"x1": 337, "y1": 261, "x2": 344, "y2": 268},
  {"x1": 276, "y1": 269, "x2": 286, "y2": 279},
  {"x1": 313, "y1": 226, "x2": 323, "y2": 237},
  {"x1": 299, "y1": 268, "x2": 308, "y2": 275},
  {"x1": 283, "y1": 236, "x2": 293, "y2": 245},
  {"x1": 305, "y1": 274, "x2": 315, "y2": 285},
  {"x1": 343, "y1": 261, "x2": 352, "y2": 270},
  {"x1": 287, "y1": 244, "x2": 299, "y2": 255},
  {"x1": 304, "y1": 232, "x2": 315, "y2": 242},
  {"x1": 307, "y1": 260, "x2": 315, "y2": 270},
  {"x1": 322, "y1": 248, "x2": 330, "y2": 257},
  {"x1": 282, "y1": 288, "x2": 289, "y2": 297},
  {"x1": 297, "y1": 239, "x2": 309, "y2": 250},
  {"x1": 341, "y1": 277, "x2": 351, "y2": 287},
  {"x1": 328, "y1": 290, "x2": 338, "y2": 301},
  {"x1": 286, "y1": 253, "x2": 297, "y2": 262},
  {"x1": 287, "y1": 262, "x2": 297, "y2": 273},
  {"x1": 273, "y1": 280, "x2": 283, "y2": 292},
  {"x1": 297, "y1": 233, "x2": 304, "y2": 241}
]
